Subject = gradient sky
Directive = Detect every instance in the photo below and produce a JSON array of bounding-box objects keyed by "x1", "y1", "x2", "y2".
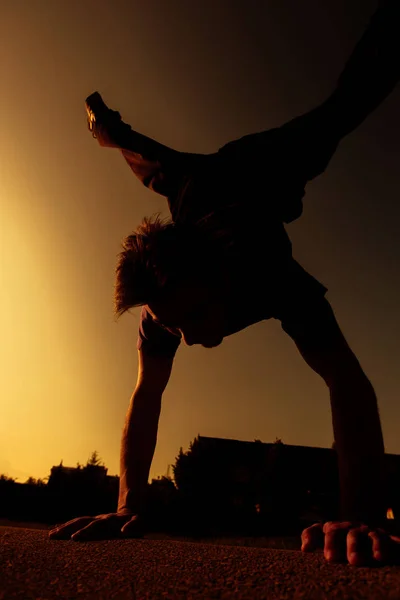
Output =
[{"x1": 1, "y1": 0, "x2": 399, "y2": 484}]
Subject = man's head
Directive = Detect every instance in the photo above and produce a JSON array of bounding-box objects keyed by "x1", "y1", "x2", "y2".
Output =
[{"x1": 115, "y1": 213, "x2": 229, "y2": 347}]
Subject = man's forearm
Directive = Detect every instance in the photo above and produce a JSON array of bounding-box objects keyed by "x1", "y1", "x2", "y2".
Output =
[
  {"x1": 330, "y1": 375, "x2": 387, "y2": 525},
  {"x1": 118, "y1": 390, "x2": 162, "y2": 514}
]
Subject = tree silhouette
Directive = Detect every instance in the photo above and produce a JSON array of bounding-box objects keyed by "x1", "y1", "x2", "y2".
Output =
[
  {"x1": 25, "y1": 477, "x2": 37, "y2": 485},
  {"x1": 86, "y1": 451, "x2": 104, "y2": 467},
  {"x1": 172, "y1": 448, "x2": 188, "y2": 492},
  {"x1": 0, "y1": 474, "x2": 16, "y2": 483},
  {"x1": 21, "y1": 476, "x2": 48, "y2": 487}
]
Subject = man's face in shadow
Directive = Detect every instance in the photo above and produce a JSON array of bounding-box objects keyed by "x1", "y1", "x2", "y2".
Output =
[{"x1": 146, "y1": 275, "x2": 226, "y2": 348}]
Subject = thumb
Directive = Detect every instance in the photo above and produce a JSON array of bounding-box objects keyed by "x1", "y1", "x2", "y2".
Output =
[{"x1": 121, "y1": 515, "x2": 145, "y2": 537}]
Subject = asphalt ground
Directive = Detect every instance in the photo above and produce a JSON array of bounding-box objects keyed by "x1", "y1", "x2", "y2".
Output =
[{"x1": 1, "y1": 525, "x2": 400, "y2": 599}]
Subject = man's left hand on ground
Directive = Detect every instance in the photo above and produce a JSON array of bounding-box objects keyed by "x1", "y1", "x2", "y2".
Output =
[{"x1": 301, "y1": 521, "x2": 400, "y2": 566}]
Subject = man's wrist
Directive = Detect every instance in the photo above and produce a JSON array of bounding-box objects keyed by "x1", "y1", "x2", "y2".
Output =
[
  {"x1": 118, "y1": 487, "x2": 148, "y2": 515},
  {"x1": 338, "y1": 453, "x2": 388, "y2": 526}
]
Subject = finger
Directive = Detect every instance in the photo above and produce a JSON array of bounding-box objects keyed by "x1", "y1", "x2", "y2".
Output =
[
  {"x1": 49, "y1": 517, "x2": 95, "y2": 539},
  {"x1": 390, "y1": 535, "x2": 400, "y2": 544},
  {"x1": 301, "y1": 523, "x2": 324, "y2": 551},
  {"x1": 121, "y1": 515, "x2": 145, "y2": 538},
  {"x1": 368, "y1": 530, "x2": 392, "y2": 563},
  {"x1": 49, "y1": 516, "x2": 89, "y2": 532},
  {"x1": 323, "y1": 521, "x2": 354, "y2": 534},
  {"x1": 71, "y1": 515, "x2": 124, "y2": 541},
  {"x1": 324, "y1": 525, "x2": 354, "y2": 563},
  {"x1": 347, "y1": 526, "x2": 373, "y2": 566},
  {"x1": 322, "y1": 521, "x2": 335, "y2": 534}
]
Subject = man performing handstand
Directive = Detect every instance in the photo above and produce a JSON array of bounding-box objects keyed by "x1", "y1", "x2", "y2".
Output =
[{"x1": 50, "y1": 1, "x2": 399, "y2": 566}]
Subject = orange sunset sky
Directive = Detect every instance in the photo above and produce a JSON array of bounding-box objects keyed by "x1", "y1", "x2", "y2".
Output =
[{"x1": 1, "y1": 0, "x2": 399, "y2": 484}]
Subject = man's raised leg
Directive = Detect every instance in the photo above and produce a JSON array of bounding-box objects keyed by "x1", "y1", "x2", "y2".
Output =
[{"x1": 280, "y1": 0, "x2": 399, "y2": 182}]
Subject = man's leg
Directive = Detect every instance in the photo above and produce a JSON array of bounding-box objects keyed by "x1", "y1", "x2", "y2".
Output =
[
  {"x1": 327, "y1": 0, "x2": 399, "y2": 140},
  {"x1": 279, "y1": 0, "x2": 399, "y2": 182},
  {"x1": 86, "y1": 91, "x2": 205, "y2": 199},
  {"x1": 218, "y1": 0, "x2": 399, "y2": 187},
  {"x1": 278, "y1": 293, "x2": 387, "y2": 525}
]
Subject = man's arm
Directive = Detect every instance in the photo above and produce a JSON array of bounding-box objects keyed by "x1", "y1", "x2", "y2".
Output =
[
  {"x1": 48, "y1": 348, "x2": 175, "y2": 540},
  {"x1": 329, "y1": 378, "x2": 387, "y2": 526},
  {"x1": 118, "y1": 349, "x2": 175, "y2": 514},
  {"x1": 280, "y1": 295, "x2": 388, "y2": 526}
]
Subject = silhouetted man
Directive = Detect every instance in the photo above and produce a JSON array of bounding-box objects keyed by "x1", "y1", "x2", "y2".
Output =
[{"x1": 50, "y1": 0, "x2": 399, "y2": 567}]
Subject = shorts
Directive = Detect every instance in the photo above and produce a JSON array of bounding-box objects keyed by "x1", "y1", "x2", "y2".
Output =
[{"x1": 270, "y1": 259, "x2": 329, "y2": 326}]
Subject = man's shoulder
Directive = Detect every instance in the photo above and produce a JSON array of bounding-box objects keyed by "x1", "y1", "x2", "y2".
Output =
[{"x1": 137, "y1": 306, "x2": 181, "y2": 359}]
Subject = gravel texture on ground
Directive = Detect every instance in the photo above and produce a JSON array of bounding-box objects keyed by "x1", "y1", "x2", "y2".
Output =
[{"x1": 1, "y1": 525, "x2": 400, "y2": 599}]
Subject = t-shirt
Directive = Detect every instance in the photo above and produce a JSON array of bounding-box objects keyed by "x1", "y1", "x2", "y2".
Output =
[
  {"x1": 137, "y1": 255, "x2": 328, "y2": 357},
  {"x1": 136, "y1": 127, "x2": 329, "y2": 357}
]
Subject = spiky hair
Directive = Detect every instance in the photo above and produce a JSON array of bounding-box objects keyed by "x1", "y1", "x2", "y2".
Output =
[{"x1": 114, "y1": 212, "x2": 227, "y2": 319}]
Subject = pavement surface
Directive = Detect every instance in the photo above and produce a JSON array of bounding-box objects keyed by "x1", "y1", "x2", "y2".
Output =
[{"x1": 1, "y1": 526, "x2": 400, "y2": 599}]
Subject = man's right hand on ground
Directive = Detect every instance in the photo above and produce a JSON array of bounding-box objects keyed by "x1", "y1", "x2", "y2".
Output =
[{"x1": 48, "y1": 511, "x2": 145, "y2": 541}]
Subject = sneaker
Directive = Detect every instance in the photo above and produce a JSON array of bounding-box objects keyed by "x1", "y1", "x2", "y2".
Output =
[{"x1": 85, "y1": 91, "x2": 128, "y2": 147}]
